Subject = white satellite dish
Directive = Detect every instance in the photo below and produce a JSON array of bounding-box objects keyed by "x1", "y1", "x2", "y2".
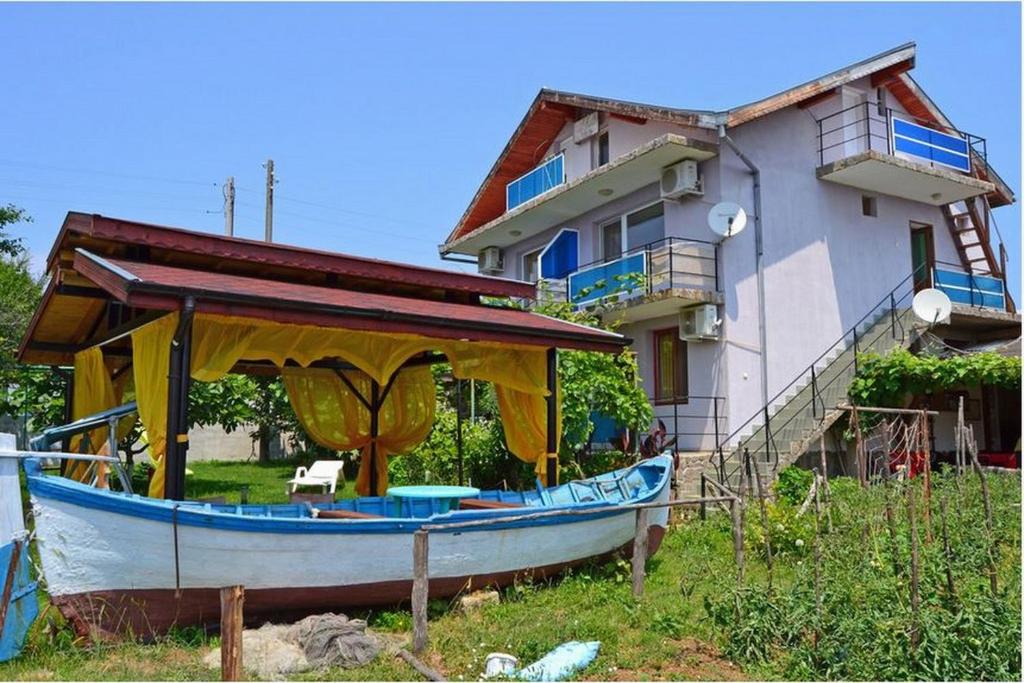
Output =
[
  {"x1": 707, "y1": 202, "x2": 747, "y2": 239},
  {"x1": 912, "y1": 288, "x2": 952, "y2": 325}
]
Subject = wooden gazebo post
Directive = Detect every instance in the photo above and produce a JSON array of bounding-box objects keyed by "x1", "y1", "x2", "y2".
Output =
[
  {"x1": 545, "y1": 348, "x2": 558, "y2": 487},
  {"x1": 165, "y1": 298, "x2": 195, "y2": 500}
]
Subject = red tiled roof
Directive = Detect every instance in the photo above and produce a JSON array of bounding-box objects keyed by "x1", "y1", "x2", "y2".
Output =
[{"x1": 73, "y1": 250, "x2": 628, "y2": 353}]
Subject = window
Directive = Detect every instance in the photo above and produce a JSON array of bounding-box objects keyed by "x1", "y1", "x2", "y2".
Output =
[
  {"x1": 522, "y1": 248, "x2": 542, "y2": 283},
  {"x1": 601, "y1": 219, "x2": 622, "y2": 262},
  {"x1": 597, "y1": 132, "x2": 610, "y2": 166},
  {"x1": 653, "y1": 328, "x2": 688, "y2": 404},
  {"x1": 862, "y1": 195, "x2": 877, "y2": 217},
  {"x1": 626, "y1": 203, "x2": 665, "y2": 250}
]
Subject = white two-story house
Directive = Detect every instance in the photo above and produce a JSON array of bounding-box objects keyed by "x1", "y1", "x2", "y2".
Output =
[{"x1": 439, "y1": 43, "x2": 1019, "y2": 482}]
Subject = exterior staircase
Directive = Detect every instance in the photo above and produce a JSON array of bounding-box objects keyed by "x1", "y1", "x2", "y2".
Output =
[{"x1": 703, "y1": 287, "x2": 923, "y2": 493}]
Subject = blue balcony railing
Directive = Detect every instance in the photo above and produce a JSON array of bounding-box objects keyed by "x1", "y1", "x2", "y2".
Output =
[
  {"x1": 816, "y1": 102, "x2": 986, "y2": 173},
  {"x1": 539, "y1": 236, "x2": 719, "y2": 308},
  {"x1": 506, "y1": 154, "x2": 565, "y2": 210},
  {"x1": 932, "y1": 262, "x2": 1007, "y2": 310}
]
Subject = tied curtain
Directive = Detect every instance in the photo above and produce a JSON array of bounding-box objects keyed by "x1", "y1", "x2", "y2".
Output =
[
  {"x1": 280, "y1": 366, "x2": 435, "y2": 496},
  {"x1": 128, "y1": 312, "x2": 560, "y2": 498},
  {"x1": 66, "y1": 347, "x2": 134, "y2": 484}
]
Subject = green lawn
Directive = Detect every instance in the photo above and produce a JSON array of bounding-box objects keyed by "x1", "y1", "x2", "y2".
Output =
[
  {"x1": 185, "y1": 458, "x2": 357, "y2": 504},
  {"x1": 1, "y1": 464, "x2": 1019, "y2": 681}
]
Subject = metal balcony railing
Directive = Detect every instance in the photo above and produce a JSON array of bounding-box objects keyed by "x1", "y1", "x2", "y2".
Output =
[
  {"x1": 931, "y1": 260, "x2": 1008, "y2": 311},
  {"x1": 816, "y1": 102, "x2": 987, "y2": 173},
  {"x1": 539, "y1": 236, "x2": 719, "y2": 308}
]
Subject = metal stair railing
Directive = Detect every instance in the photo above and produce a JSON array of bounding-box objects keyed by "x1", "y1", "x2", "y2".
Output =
[{"x1": 709, "y1": 264, "x2": 927, "y2": 485}]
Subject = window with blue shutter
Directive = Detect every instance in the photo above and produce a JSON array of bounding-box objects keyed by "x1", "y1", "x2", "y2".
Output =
[{"x1": 539, "y1": 229, "x2": 579, "y2": 280}]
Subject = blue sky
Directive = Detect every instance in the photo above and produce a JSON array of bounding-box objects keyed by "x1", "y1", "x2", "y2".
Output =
[{"x1": 1, "y1": 2, "x2": 1020, "y2": 297}]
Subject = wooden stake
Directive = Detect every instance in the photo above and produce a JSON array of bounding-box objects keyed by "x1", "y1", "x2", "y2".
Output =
[
  {"x1": 852, "y1": 407, "x2": 866, "y2": 488},
  {"x1": 749, "y1": 451, "x2": 773, "y2": 591},
  {"x1": 412, "y1": 530, "x2": 429, "y2": 653},
  {"x1": 906, "y1": 483, "x2": 921, "y2": 651},
  {"x1": 397, "y1": 649, "x2": 446, "y2": 682},
  {"x1": 220, "y1": 585, "x2": 244, "y2": 682},
  {"x1": 730, "y1": 494, "x2": 745, "y2": 588},
  {"x1": 631, "y1": 508, "x2": 649, "y2": 598},
  {"x1": 819, "y1": 432, "x2": 833, "y2": 533},
  {"x1": 938, "y1": 495, "x2": 957, "y2": 600},
  {"x1": 812, "y1": 468, "x2": 823, "y2": 650},
  {"x1": 883, "y1": 477, "x2": 901, "y2": 578},
  {"x1": 966, "y1": 430, "x2": 998, "y2": 597},
  {"x1": 920, "y1": 411, "x2": 933, "y2": 543}
]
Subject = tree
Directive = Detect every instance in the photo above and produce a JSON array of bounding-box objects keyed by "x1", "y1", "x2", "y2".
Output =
[{"x1": 0, "y1": 205, "x2": 65, "y2": 434}]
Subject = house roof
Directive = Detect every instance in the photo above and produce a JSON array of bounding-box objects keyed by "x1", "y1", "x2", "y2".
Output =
[
  {"x1": 19, "y1": 214, "x2": 627, "y2": 365},
  {"x1": 443, "y1": 42, "x2": 1013, "y2": 249}
]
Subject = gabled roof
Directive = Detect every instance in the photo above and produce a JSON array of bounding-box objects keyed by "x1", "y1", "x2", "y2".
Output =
[{"x1": 443, "y1": 42, "x2": 1013, "y2": 249}]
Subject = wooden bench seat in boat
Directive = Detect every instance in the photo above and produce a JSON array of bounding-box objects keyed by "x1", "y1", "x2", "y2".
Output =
[
  {"x1": 458, "y1": 499, "x2": 524, "y2": 510},
  {"x1": 315, "y1": 509, "x2": 384, "y2": 520}
]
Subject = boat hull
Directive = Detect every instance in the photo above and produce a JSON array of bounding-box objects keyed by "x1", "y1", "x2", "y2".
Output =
[{"x1": 28, "y1": 456, "x2": 672, "y2": 639}]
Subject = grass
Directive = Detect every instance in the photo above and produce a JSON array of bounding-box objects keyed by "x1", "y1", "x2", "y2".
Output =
[
  {"x1": 184, "y1": 458, "x2": 358, "y2": 504},
  {"x1": 0, "y1": 463, "x2": 1019, "y2": 681}
]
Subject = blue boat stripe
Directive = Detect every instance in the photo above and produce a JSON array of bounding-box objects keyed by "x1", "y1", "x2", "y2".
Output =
[{"x1": 25, "y1": 457, "x2": 672, "y2": 536}]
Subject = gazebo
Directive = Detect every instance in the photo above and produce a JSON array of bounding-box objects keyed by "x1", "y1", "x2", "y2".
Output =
[{"x1": 19, "y1": 213, "x2": 630, "y2": 500}]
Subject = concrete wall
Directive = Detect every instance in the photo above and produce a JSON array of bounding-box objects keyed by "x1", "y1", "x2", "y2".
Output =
[{"x1": 187, "y1": 424, "x2": 294, "y2": 462}]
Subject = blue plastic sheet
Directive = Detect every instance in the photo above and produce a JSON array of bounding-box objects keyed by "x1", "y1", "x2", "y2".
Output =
[{"x1": 518, "y1": 641, "x2": 601, "y2": 681}]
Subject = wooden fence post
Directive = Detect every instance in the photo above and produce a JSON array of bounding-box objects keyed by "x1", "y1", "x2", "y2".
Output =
[
  {"x1": 811, "y1": 468, "x2": 823, "y2": 650},
  {"x1": 412, "y1": 530, "x2": 429, "y2": 653},
  {"x1": 938, "y1": 495, "x2": 957, "y2": 599},
  {"x1": 920, "y1": 411, "x2": 933, "y2": 543},
  {"x1": 631, "y1": 508, "x2": 649, "y2": 599},
  {"x1": 730, "y1": 495, "x2": 745, "y2": 587},
  {"x1": 220, "y1": 585, "x2": 244, "y2": 682},
  {"x1": 906, "y1": 483, "x2": 921, "y2": 652},
  {"x1": 966, "y1": 430, "x2": 998, "y2": 597},
  {"x1": 749, "y1": 451, "x2": 773, "y2": 591}
]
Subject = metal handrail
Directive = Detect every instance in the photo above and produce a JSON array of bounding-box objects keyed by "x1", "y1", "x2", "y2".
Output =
[
  {"x1": 541, "y1": 235, "x2": 720, "y2": 306},
  {"x1": 815, "y1": 101, "x2": 987, "y2": 170},
  {"x1": 647, "y1": 394, "x2": 726, "y2": 455},
  {"x1": 709, "y1": 263, "x2": 927, "y2": 481}
]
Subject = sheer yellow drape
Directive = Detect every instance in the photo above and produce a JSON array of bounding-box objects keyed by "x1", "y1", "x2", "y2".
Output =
[
  {"x1": 131, "y1": 312, "x2": 561, "y2": 498},
  {"x1": 132, "y1": 314, "x2": 178, "y2": 498},
  {"x1": 495, "y1": 383, "x2": 562, "y2": 483},
  {"x1": 67, "y1": 347, "x2": 135, "y2": 483},
  {"x1": 281, "y1": 366, "x2": 435, "y2": 495}
]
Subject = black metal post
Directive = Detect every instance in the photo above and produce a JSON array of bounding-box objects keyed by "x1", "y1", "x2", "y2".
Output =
[
  {"x1": 699, "y1": 473, "x2": 707, "y2": 521},
  {"x1": 165, "y1": 298, "x2": 195, "y2": 500},
  {"x1": 712, "y1": 398, "x2": 720, "y2": 457},
  {"x1": 853, "y1": 328, "x2": 859, "y2": 375},
  {"x1": 818, "y1": 118, "x2": 824, "y2": 166},
  {"x1": 456, "y1": 379, "x2": 464, "y2": 486},
  {"x1": 890, "y1": 292, "x2": 897, "y2": 338},
  {"x1": 545, "y1": 348, "x2": 558, "y2": 487},
  {"x1": 811, "y1": 366, "x2": 818, "y2": 419},
  {"x1": 714, "y1": 243, "x2": 720, "y2": 292},
  {"x1": 763, "y1": 405, "x2": 772, "y2": 463},
  {"x1": 369, "y1": 380, "x2": 380, "y2": 496}
]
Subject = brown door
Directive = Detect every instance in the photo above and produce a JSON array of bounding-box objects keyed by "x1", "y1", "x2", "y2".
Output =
[{"x1": 910, "y1": 222, "x2": 934, "y2": 291}]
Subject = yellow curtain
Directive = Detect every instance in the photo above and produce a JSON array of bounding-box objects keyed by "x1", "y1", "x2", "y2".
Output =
[
  {"x1": 132, "y1": 314, "x2": 178, "y2": 498},
  {"x1": 281, "y1": 365, "x2": 435, "y2": 495},
  {"x1": 67, "y1": 347, "x2": 134, "y2": 483},
  {"x1": 131, "y1": 311, "x2": 561, "y2": 498},
  {"x1": 495, "y1": 383, "x2": 562, "y2": 483}
]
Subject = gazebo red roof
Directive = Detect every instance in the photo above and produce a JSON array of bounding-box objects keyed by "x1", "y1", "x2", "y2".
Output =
[{"x1": 19, "y1": 213, "x2": 628, "y2": 365}]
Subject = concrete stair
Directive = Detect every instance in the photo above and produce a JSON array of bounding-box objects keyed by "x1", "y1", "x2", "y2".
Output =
[{"x1": 710, "y1": 307, "x2": 919, "y2": 490}]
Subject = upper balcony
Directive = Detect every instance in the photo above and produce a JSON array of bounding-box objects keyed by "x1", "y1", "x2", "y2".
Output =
[
  {"x1": 539, "y1": 236, "x2": 722, "y2": 323},
  {"x1": 445, "y1": 134, "x2": 718, "y2": 257},
  {"x1": 815, "y1": 103, "x2": 995, "y2": 206}
]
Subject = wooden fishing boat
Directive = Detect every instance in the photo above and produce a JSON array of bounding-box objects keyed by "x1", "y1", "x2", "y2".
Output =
[{"x1": 25, "y1": 454, "x2": 672, "y2": 639}]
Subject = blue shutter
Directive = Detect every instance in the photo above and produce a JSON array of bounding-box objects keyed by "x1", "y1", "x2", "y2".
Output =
[{"x1": 540, "y1": 230, "x2": 579, "y2": 280}]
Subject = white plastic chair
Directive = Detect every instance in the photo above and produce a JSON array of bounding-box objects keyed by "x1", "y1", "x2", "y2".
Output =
[{"x1": 287, "y1": 460, "x2": 346, "y2": 495}]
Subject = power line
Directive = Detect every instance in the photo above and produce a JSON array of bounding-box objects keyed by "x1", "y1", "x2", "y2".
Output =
[
  {"x1": 0, "y1": 177, "x2": 221, "y2": 202},
  {"x1": 235, "y1": 185, "x2": 435, "y2": 231},
  {"x1": 273, "y1": 207, "x2": 441, "y2": 246}
]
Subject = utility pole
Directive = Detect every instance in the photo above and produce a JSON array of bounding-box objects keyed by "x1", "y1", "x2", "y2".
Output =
[
  {"x1": 224, "y1": 176, "x2": 235, "y2": 236},
  {"x1": 264, "y1": 159, "x2": 274, "y2": 242}
]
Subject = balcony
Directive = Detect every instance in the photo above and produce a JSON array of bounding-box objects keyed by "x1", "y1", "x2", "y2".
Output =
[
  {"x1": 539, "y1": 236, "x2": 722, "y2": 323},
  {"x1": 815, "y1": 103, "x2": 995, "y2": 205},
  {"x1": 446, "y1": 134, "x2": 718, "y2": 256},
  {"x1": 931, "y1": 261, "x2": 1008, "y2": 311}
]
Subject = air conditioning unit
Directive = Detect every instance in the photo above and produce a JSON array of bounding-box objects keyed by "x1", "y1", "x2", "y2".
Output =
[
  {"x1": 679, "y1": 304, "x2": 720, "y2": 341},
  {"x1": 478, "y1": 246, "x2": 504, "y2": 274},
  {"x1": 660, "y1": 159, "x2": 702, "y2": 199}
]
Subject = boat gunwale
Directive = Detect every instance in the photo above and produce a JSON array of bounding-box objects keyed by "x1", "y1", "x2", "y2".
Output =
[{"x1": 24, "y1": 455, "x2": 674, "y2": 535}]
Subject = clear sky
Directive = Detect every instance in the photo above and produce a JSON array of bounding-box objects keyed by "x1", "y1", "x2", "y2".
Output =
[{"x1": 1, "y1": 2, "x2": 1020, "y2": 298}]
